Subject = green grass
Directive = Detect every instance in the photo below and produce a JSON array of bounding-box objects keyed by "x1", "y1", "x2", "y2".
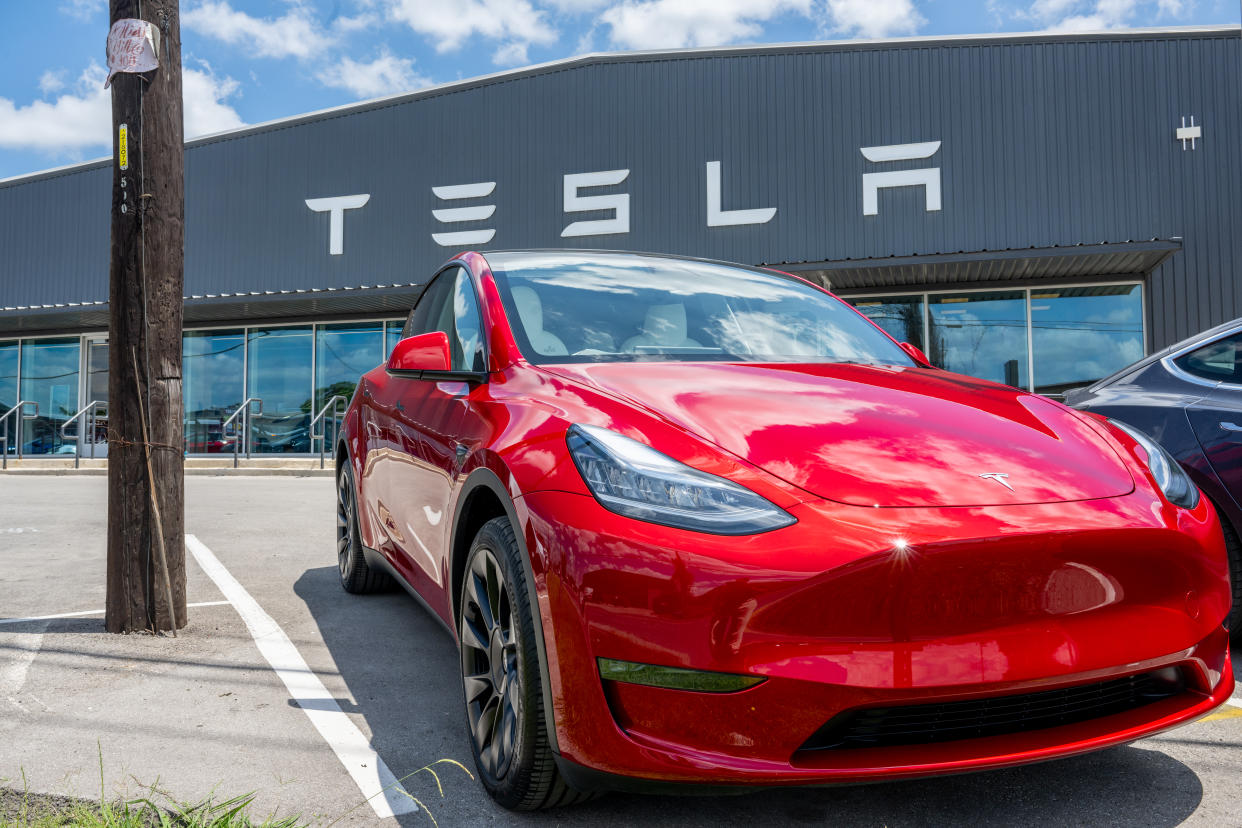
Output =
[
  {"x1": 1, "y1": 750, "x2": 475, "y2": 828},
  {"x1": 0, "y1": 785, "x2": 304, "y2": 828},
  {"x1": 1, "y1": 751, "x2": 305, "y2": 828}
]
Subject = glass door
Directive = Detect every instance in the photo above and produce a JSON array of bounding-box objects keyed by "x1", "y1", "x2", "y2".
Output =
[
  {"x1": 246, "y1": 326, "x2": 313, "y2": 453},
  {"x1": 19, "y1": 338, "x2": 80, "y2": 454},
  {"x1": 81, "y1": 338, "x2": 109, "y2": 456}
]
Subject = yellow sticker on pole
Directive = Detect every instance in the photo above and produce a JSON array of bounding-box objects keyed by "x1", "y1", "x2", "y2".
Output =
[{"x1": 118, "y1": 123, "x2": 129, "y2": 171}]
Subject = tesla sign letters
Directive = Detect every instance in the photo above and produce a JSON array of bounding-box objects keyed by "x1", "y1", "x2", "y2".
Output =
[{"x1": 305, "y1": 143, "x2": 942, "y2": 255}]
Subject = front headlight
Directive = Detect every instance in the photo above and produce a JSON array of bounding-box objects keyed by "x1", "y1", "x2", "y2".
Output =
[
  {"x1": 566, "y1": 424, "x2": 796, "y2": 535},
  {"x1": 1108, "y1": 419, "x2": 1199, "y2": 509}
]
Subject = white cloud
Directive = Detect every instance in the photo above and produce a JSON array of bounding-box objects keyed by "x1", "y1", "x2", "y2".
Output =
[
  {"x1": 546, "y1": 0, "x2": 612, "y2": 11},
  {"x1": 0, "y1": 61, "x2": 243, "y2": 157},
  {"x1": 60, "y1": 0, "x2": 104, "y2": 21},
  {"x1": 493, "y1": 42, "x2": 533, "y2": 65},
  {"x1": 183, "y1": 62, "x2": 246, "y2": 137},
  {"x1": 0, "y1": 64, "x2": 110, "y2": 153},
  {"x1": 824, "y1": 0, "x2": 927, "y2": 38},
  {"x1": 183, "y1": 1, "x2": 334, "y2": 59},
  {"x1": 315, "y1": 51, "x2": 431, "y2": 98},
  {"x1": 601, "y1": 0, "x2": 811, "y2": 50},
  {"x1": 39, "y1": 70, "x2": 67, "y2": 97},
  {"x1": 383, "y1": 0, "x2": 558, "y2": 62},
  {"x1": 1020, "y1": 0, "x2": 1189, "y2": 30},
  {"x1": 1028, "y1": 0, "x2": 1080, "y2": 19}
]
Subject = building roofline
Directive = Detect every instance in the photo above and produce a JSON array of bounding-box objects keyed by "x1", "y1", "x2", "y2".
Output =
[{"x1": 1, "y1": 23, "x2": 1238, "y2": 189}]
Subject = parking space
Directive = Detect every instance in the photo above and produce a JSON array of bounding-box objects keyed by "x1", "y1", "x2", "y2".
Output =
[{"x1": 1, "y1": 475, "x2": 1240, "y2": 826}]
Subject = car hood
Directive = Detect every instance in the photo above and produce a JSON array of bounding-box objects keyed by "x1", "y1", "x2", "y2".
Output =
[{"x1": 544, "y1": 362, "x2": 1135, "y2": 507}]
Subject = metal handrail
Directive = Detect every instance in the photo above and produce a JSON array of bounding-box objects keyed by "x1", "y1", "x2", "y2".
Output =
[
  {"x1": 221, "y1": 397, "x2": 262, "y2": 468},
  {"x1": 1, "y1": 400, "x2": 39, "y2": 470},
  {"x1": 61, "y1": 400, "x2": 108, "y2": 469},
  {"x1": 310, "y1": 395, "x2": 346, "y2": 469}
]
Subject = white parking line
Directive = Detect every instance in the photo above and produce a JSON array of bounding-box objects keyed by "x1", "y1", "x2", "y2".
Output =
[
  {"x1": 185, "y1": 534, "x2": 416, "y2": 820},
  {"x1": 0, "y1": 620, "x2": 48, "y2": 699},
  {"x1": 0, "y1": 601, "x2": 232, "y2": 626}
]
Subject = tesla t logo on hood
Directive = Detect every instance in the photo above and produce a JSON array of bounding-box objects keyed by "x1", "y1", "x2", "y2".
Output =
[{"x1": 979, "y1": 472, "x2": 1014, "y2": 491}]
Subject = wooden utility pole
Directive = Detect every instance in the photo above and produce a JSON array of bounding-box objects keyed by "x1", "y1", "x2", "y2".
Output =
[{"x1": 105, "y1": 0, "x2": 187, "y2": 633}]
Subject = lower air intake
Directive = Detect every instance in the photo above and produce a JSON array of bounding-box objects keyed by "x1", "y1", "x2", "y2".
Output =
[{"x1": 799, "y1": 668, "x2": 1185, "y2": 752}]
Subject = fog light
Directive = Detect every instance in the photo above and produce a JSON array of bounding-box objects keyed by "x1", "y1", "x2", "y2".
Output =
[{"x1": 597, "y1": 658, "x2": 764, "y2": 693}]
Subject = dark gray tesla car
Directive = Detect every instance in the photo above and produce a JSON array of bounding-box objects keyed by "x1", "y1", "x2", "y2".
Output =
[{"x1": 1067, "y1": 317, "x2": 1242, "y2": 636}]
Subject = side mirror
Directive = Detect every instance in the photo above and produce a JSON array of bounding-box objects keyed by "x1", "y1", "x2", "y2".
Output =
[
  {"x1": 387, "y1": 332, "x2": 450, "y2": 374},
  {"x1": 900, "y1": 341, "x2": 933, "y2": 368}
]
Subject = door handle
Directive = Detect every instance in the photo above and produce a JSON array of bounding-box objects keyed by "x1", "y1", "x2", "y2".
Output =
[{"x1": 1221, "y1": 422, "x2": 1242, "y2": 433}]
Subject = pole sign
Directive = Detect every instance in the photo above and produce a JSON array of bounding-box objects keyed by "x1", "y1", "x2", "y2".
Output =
[
  {"x1": 118, "y1": 124, "x2": 129, "y2": 171},
  {"x1": 104, "y1": 18, "x2": 160, "y2": 88}
]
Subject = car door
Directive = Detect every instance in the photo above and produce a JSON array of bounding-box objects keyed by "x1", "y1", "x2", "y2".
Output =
[
  {"x1": 366, "y1": 265, "x2": 487, "y2": 617},
  {"x1": 1177, "y1": 330, "x2": 1242, "y2": 512}
]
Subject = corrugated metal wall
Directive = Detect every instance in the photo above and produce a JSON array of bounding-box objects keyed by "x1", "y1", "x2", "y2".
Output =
[{"x1": 0, "y1": 28, "x2": 1238, "y2": 349}]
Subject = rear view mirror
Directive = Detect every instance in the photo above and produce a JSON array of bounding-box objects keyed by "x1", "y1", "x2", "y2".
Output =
[
  {"x1": 387, "y1": 332, "x2": 450, "y2": 374},
  {"x1": 900, "y1": 341, "x2": 932, "y2": 368}
]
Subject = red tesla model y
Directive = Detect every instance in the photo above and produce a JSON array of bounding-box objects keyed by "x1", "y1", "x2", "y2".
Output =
[{"x1": 335, "y1": 250, "x2": 1233, "y2": 809}]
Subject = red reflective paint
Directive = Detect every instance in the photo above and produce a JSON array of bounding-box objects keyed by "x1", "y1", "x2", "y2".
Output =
[
  {"x1": 342, "y1": 250, "x2": 1234, "y2": 790},
  {"x1": 387, "y1": 330, "x2": 450, "y2": 373}
]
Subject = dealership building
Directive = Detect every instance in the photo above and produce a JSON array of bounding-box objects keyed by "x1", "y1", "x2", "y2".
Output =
[{"x1": 1, "y1": 25, "x2": 1239, "y2": 455}]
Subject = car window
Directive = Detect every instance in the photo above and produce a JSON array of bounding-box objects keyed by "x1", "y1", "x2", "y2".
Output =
[
  {"x1": 402, "y1": 267, "x2": 485, "y2": 372},
  {"x1": 402, "y1": 273, "x2": 450, "y2": 340},
  {"x1": 1175, "y1": 332, "x2": 1242, "y2": 385},
  {"x1": 487, "y1": 253, "x2": 914, "y2": 367}
]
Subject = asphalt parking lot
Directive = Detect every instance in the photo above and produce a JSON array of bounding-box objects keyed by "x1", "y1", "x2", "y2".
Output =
[{"x1": 2, "y1": 475, "x2": 1240, "y2": 826}]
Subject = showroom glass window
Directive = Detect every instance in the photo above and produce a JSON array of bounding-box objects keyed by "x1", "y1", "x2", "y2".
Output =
[
  {"x1": 850, "y1": 295, "x2": 924, "y2": 350},
  {"x1": 929, "y1": 291, "x2": 1028, "y2": 388},
  {"x1": 0, "y1": 340, "x2": 16, "y2": 417},
  {"x1": 246, "y1": 326, "x2": 313, "y2": 453},
  {"x1": 385, "y1": 321, "x2": 404, "y2": 360},
  {"x1": 316, "y1": 322, "x2": 384, "y2": 413},
  {"x1": 846, "y1": 283, "x2": 1145, "y2": 396},
  {"x1": 1031, "y1": 286, "x2": 1144, "y2": 395},
  {"x1": 184, "y1": 330, "x2": 245, "y2": 453},
  {"x1": 19, "y1": 338, "x2": 80, "y2": 455}
]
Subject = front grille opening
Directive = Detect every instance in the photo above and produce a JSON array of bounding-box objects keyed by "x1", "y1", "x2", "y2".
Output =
[{"x1": 799, "y1": 668, "x2": 1186, "y2": 752}]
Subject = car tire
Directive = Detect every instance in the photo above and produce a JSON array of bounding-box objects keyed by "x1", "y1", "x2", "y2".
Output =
[
  {"x1": 1223, "y1": 513, "x2": 1242, "y2": 638},
  {"x1": 459, "y1": 516, "x2": 596, "y2": 810},
  {"x1": 336, "y1": 462, "x2": 390, "y2": 594}
]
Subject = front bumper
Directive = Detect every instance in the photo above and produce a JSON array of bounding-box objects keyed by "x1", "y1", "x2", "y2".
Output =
[{"x1": 516, "y1": 488, "x2": 1234, "y2": 786}]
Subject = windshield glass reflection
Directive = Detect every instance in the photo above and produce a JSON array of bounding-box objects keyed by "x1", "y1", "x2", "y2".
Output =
[{"x1": 487, "y1": 253, "x2": 914, "y2": 367}]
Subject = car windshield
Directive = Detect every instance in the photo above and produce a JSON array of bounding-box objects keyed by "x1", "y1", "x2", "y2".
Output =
[{"x1": 487, "y1": 252, "x2": 915, "y2": 367}]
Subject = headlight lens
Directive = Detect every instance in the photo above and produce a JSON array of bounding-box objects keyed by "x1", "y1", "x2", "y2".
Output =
[
  {"x1": 566, "y1": 424, "x2": 796, "y2": 535},
  {"x1": 1108, "y1": 419, "x2": 1199, "y2": 509}
]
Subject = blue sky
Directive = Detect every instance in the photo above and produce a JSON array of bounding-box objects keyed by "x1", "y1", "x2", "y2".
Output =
[{"x1": 0, "y1": 0, "x2": 1237, "y2": 180}]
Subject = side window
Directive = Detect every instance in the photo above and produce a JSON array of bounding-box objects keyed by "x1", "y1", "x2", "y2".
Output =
[
  {"x1": 402, "y1": 274, "x2": 451, "y2": 340},
  {"x1": 400, "y1": 267, "x2": 486, "y2": 372},
  {"x1": 449, "y1": 269, "x2": 486, "y2": 372},
  {"x1": 1176, "y1": 332, "x2": 1242, "y2": 385}
]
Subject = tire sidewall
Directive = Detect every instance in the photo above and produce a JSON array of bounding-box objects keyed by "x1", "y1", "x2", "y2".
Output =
[
  {"x1": 338, "y1": 464, "x2": 363, "y2": 588},
  {"x1": 459, "y1": 518, "x2": 544, "y2": 807}
]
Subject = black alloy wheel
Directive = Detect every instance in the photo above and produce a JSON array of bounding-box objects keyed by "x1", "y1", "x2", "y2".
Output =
[
  {"x1": 335, "y1": 463, "x2": 389, "y2": 594},
  {"x1": 459, "y1": 517, "x2": 595, "y2": 810},
  {"x1": 461, "y1": 543, "x2": 521, "y2": 780}
]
